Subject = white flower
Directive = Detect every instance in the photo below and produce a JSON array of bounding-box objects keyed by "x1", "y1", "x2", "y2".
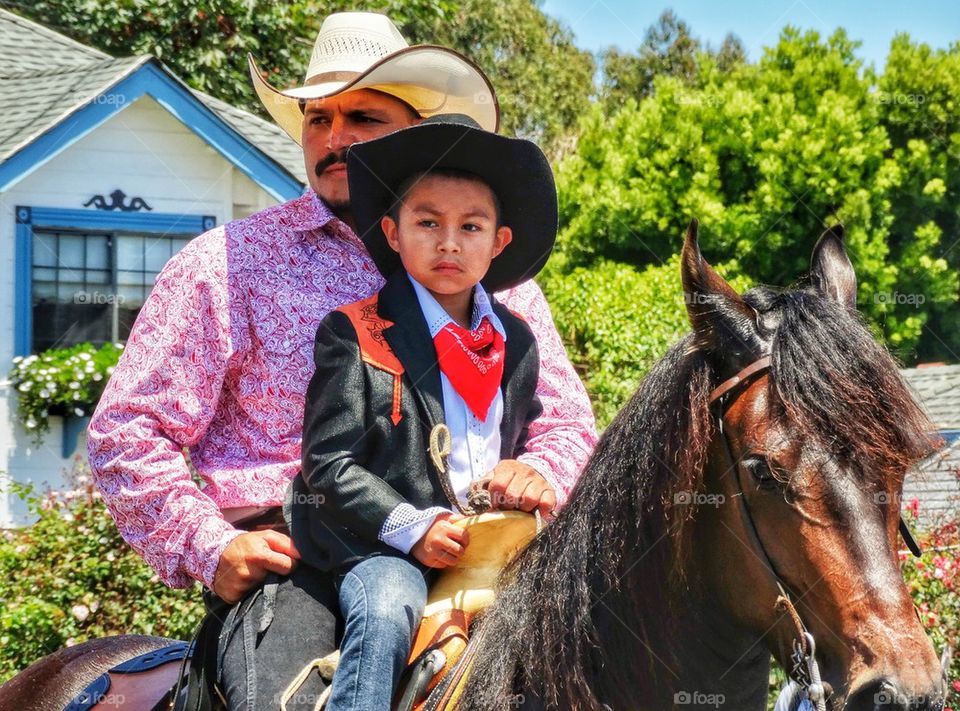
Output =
[
  {"x1": 73, "y1": 392, "x2": 82, "y2": 400},
  {"x1": 25, "y1": 419, "x2": 36, "y2": 429},
  {"x1": 11, "y1": 356, "x2": 22, "y2": 363},
  {"x1": 92, "y1": 373, "x2": 103, "y2": 381},
  {"x1": 69, "y1": 381, "x2": 80, "y2": 389},
  {"x1": 78, "y1": 353, "x2": 92, "y2": 361},
  {"x1": 18, "y1": 381, "x2": 32, "y2": 392},
  {"x1": 74, "y1": 408, "x2": 85, "y2": 416},
  {"x1": 115, "y1": 343, "x2": 125, "y2": 349},
  {"x1": 65, "y1": 638, "x2": 77, "y2": 647},
  {"x1": 105, "y1": 551, "x2": 115, "y2": 562},
  {"x1": 106, "y1": 366, "x2": 115, "y2": 374},
  {"x1": 38, "y1": 390, "x2": 50, "y2": 398}
]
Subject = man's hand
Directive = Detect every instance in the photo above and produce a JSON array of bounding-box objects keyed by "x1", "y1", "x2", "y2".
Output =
[
  {"x1": 486, "y1": 460, "x2": 556, "y2": 518},
  {"x1": 212, "y1": 530, "x2": 300, "y2": 604},
  {"x1": 411, "y1": 513, "x2": 470, "y2": 568}
]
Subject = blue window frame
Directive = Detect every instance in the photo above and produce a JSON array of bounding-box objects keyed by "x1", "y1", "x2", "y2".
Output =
[{"x1": 15, "y1": 206, "x2": 216, "y2": 356}]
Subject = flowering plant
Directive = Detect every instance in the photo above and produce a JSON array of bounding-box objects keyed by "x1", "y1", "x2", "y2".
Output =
[
  {"x1": 8, "y1": 343, "x2": 123, "y2": 441},
  {"x1": 0, "y1": 462, "x2": 202, "y2": 682},
  {"x1": 899, "y1": 497, "x2": 959, "y2": 705}
]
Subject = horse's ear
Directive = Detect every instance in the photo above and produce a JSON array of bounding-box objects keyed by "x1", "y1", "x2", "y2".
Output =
[
  {"x1": 810, "y1": 224, "x2": 857, "y2": 309},
  {"x1": 681, "y1": 219, "x2": 763, "y2": 364}
]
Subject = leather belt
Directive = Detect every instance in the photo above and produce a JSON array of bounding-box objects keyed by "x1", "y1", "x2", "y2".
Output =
[{"x1": 221, "y1": 506, "x2": 288, "y2": 535}]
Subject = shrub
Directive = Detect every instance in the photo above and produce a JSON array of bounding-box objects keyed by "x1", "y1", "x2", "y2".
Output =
[
  {"x1": 541, "y1": 254, "x2": 750, "y2": 427},
  {"x1": 0, "y1": 463, "x2": 203, "y2": 683}
]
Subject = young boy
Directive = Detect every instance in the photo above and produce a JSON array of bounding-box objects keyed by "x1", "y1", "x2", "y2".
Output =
[{"x1": 285, "y1": 113, "x2": 558, "y2": 710}]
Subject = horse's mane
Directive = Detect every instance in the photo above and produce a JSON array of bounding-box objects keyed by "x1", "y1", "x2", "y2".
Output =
[{"x1": 459, "y1": 282, "x2": 936, "y2": 711}]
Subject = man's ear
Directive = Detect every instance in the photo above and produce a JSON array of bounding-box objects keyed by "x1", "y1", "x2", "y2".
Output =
[
  {"x1": 492, "y1": 225, "x2": 513, "y2": 257},
  {"x1": 381, "y1": 215, "x2": 401, "y2": 254}
]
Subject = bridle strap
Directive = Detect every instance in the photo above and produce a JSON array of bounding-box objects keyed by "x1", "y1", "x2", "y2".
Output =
[{"x1": 709, "y1": 355, "x2": 772, "y2": 407}]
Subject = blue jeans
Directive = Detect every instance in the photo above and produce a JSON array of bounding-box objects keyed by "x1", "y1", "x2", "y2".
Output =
[{"x1": 326, "y1": 555, "x2": 429, "y2": 711}]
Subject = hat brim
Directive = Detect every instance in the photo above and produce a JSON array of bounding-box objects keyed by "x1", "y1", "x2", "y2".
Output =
[
  {"x1": 249, "y1": 46, "x2": 500, "y2": 145},
  {"x1": 346, "y1": 121, "x2": 557, "y2": 293}
]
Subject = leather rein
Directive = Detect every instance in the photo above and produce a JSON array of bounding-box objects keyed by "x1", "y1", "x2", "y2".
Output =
[{"x1": 708, "y1": 354, "x2": 923, "y2": 710}]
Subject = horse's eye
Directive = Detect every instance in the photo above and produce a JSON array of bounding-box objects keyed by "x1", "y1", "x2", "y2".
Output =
[{"x1": 742, "y1": 456, "x2": 778, "y2": 488}]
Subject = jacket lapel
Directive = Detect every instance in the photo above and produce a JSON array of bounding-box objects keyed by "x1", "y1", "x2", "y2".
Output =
[{"x1": 378, "y1": 273, "x2": 446, "y2": 431}]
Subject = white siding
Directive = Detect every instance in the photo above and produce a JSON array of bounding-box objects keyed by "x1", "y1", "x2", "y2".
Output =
[{"x1": 0, "y1": 94, "x2": 281, "y2": 526}]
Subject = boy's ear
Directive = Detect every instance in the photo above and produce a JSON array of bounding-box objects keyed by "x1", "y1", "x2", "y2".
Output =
[
  {"x1": 493, "y1": 225, "x2": 512, "y2": 257},
  {"x1": 381, "y1": 215, "x2": 401, "y2": 253}
]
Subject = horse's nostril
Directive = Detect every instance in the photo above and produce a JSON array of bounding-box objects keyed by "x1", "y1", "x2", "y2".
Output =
[{"x1": 845, "y1": 678, "x2": 944, "y2": 711}]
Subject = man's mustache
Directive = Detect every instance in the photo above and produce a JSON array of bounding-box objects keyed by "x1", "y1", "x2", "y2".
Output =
[{"x1": 314, "y1": 151, "x2": 348, "y2": 176}]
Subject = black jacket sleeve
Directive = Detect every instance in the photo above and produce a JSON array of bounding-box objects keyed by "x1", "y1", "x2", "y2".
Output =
[{"x1": 300, "y1": 311, "x2": 407, "y2": 543}]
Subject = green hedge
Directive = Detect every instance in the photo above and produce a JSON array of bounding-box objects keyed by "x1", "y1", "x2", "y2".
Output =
[
  {"x1": 0, "y1": 467, "x2": 203, "y2": 683},
  {"x1": 541, "y1": 253, "x2": 751, "y2": 427}
]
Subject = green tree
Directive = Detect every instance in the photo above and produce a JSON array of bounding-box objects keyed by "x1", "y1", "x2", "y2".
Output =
[
  {"x1": 6, "y1": 0, "x2": 593, "y2": 156},
  {"x1": 876, "y1": 35, "x2": 960, "y2": 361},
  {"x1": 555, "y1": 27, "x2": 957, "y2": 361},
  {"x1": 599, "y1": 10, "x2": 745, "y2": 108}
]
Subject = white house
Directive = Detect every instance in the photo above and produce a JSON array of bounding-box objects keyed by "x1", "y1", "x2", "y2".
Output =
[{"x1": 0, "y1": 9, "x2": 306, "y2": 524}]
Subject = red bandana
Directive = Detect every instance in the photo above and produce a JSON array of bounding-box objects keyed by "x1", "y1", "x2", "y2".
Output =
[{"x1": 433, "y1": 317, "x2": 505, "y2": 421}]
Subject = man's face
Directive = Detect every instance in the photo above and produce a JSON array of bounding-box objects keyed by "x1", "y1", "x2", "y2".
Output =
[{"x1": 302, "y1": 89, "x2": 419, "y2": 215}]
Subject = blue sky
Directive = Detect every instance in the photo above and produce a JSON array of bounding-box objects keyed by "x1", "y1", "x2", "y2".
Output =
[{"x1": 540, "y1": 0, "x2": 959, "y2": 69}]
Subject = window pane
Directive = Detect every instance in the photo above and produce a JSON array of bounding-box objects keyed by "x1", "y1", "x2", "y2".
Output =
[
  {"x1": 117, "y1": 284, "x2": 145, "y2": 309},
  {"x1": 32, "y1": 233, "x2": 58, "y2": 267},
  {"x1": 86, "y1": 269, "x2": 111, "y2": 285},
  {"x1": 116, "y1": 269, "x2": 146, "y2": 286},
  {"x1": 59, "y1": 234, "x2": 84, "y2": 268},
  {"x1": 32, "y1": 267, "x2": 57, "y2": 284},
  {"x1": 33, "y1": 281, "x2": 56, "y2": 301},
  {"x1": 144, "y1": 238, "x2": 171, "y2": 272},
  {"x1": 57, "y1": 282, "x2": 83, "y2": 303},
  {"x1": 86, "y1": 236, "x2": 109, "y2": 269},
  {"x1": 116, "y1": 235, "x2": 144, "y2": 271}
]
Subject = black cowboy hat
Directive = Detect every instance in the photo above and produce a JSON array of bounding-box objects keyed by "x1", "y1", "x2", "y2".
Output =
[{"x1": 346, "y1": 114, "x2": 558, "y2": 292}]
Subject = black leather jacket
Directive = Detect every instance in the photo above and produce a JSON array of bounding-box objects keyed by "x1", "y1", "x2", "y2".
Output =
[{"x1": 286, "y1": 272, "x2": 542, "y2": 571}]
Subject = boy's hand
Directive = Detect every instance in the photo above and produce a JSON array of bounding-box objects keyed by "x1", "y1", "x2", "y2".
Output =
[
  {"x1": 411, "y1": 513, "x2": 470, "y2": 568},
  {"x1": 487, "y1": 460, "x2": 557, "y2": 519}
]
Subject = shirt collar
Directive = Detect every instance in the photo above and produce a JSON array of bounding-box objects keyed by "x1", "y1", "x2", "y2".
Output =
[
  {"x1": 408, "y1": 274, "x2": 506, "y2": 340},
  {"x1": 293, "y1": 190, "x2": 363, "y2": 245}
]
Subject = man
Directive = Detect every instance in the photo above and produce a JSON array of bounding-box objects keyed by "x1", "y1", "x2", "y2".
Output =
[{"x1": 88, "y1": 11, "x2": 597, "y2": 709}]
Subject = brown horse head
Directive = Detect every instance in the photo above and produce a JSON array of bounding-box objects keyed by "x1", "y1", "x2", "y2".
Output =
[{"x1": 682, "y1": 219, "x2": 945, "y2": 710}]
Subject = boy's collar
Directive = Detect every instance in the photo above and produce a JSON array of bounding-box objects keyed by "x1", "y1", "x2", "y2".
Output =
[{"x1": 406, "y1": 274, "x2": 506, "y2": 339}]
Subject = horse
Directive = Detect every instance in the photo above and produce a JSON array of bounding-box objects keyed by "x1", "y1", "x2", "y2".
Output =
[
  {"x1": 457, "y1": 223, "x2": 946, "y2": 710},
  {"x1": 1, "y1": 223, "x2": 947, "y2": 711}
]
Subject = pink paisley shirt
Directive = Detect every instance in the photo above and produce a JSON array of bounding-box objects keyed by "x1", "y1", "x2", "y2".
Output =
[{"x1": 87, "y1": 191, "x2": 598, "y2": 589}]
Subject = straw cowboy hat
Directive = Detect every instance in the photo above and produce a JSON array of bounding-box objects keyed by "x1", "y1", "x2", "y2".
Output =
[{"x1": 248, "y1": 12, "x2": 499, "y2": 145}]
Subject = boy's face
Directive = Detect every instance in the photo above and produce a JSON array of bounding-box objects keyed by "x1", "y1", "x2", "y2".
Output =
[{"x1": 381, "y1": 174, "x2": 513, "y2": 300}]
